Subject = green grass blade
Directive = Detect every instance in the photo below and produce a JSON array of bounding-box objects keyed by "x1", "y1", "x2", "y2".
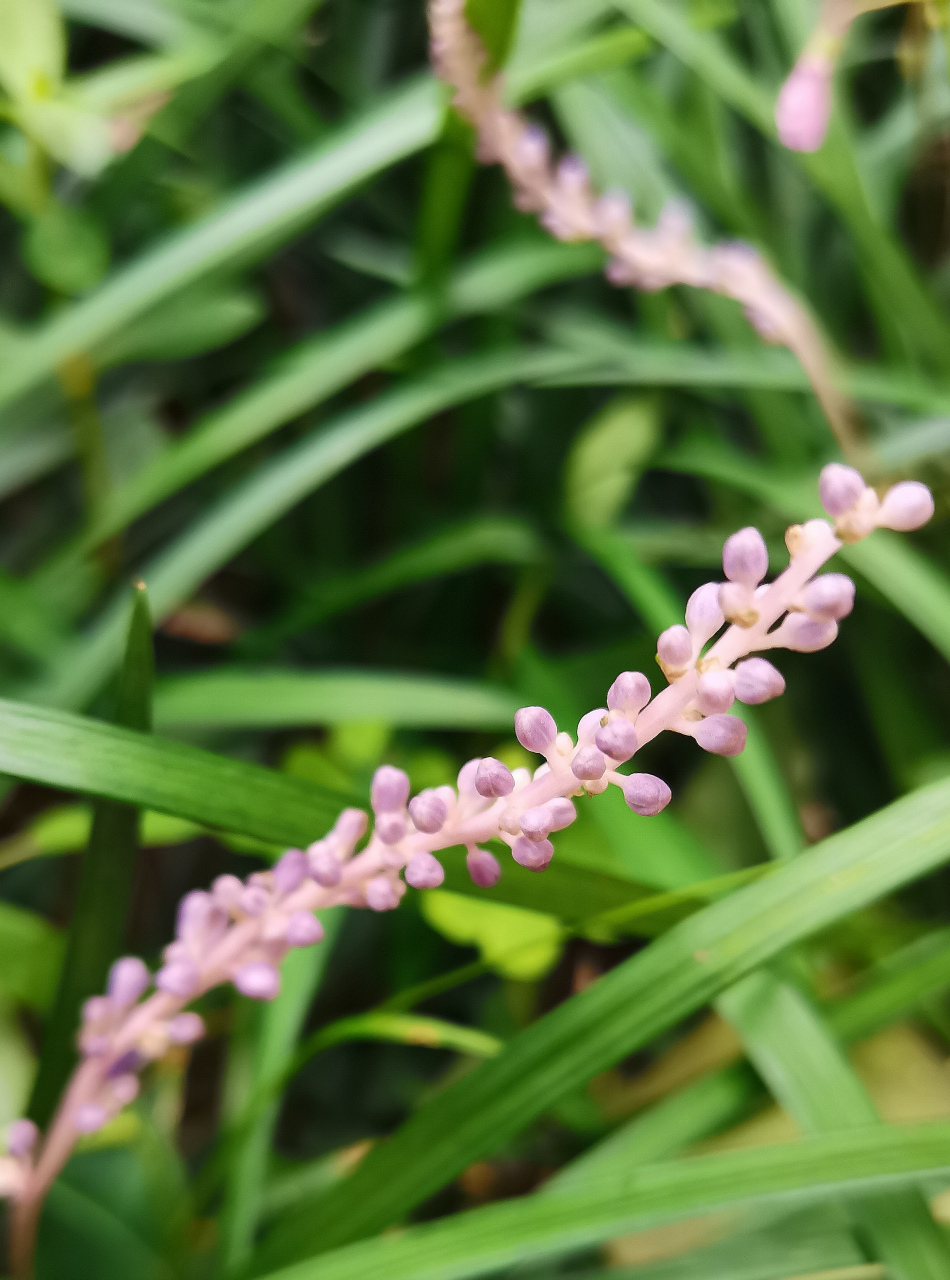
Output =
[{"x1": 253, "y1": 775, "x2": 950, "y2": 1266}]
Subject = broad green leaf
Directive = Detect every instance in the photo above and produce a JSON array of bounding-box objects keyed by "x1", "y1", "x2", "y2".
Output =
[
  {"x1": 421, "y1": 891, "x2": 564, "y2": 979},
  {"x1": 153, "y1": 670, "x2": 520, "y2": 732},
  {"x1": 254, "y1": 776, "x2": 950, "y2": 1265}
]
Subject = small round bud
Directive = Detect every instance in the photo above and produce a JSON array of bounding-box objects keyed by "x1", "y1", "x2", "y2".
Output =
[
  {"x1": 376, "y1": 813, "x2": 407, "y2": 845},
  {"x1": 307, "y1": 841, "x2": 342, "y2": 886},
  {"x1": 577, "y1": 708, "x2": 607, "y2": 742},
  {"x1": 800, "y1": 573, "x2": 854, "y2": 622},
  {"x1": 685, "y1": 583, "x2": 725, "y2": 647},
  {"x1": 517, "y1": 123, "x2": 548, "y2": 168},
  {"x1": 696, "y1": 670, "x2": 736, "y2": 715},
  {"x1": 273, "y1": 848, "x2": 308, "y2": 895},
  {"x1": 106, "y1": 1050, "x2": 143, "y2": 1079},
  {"x1": 779, "y1": 614, "x2": 838, "y2": 652},
  {"x1": 606, "y1": 672, "x2": 651, "y2": 716},
  {"x1": 775, "y1": 57, "x2": 833, "y2": 153},
  {"x1": 818, "y1": 462, "x2": 866, "y2": 517},
  {"x1": 365, "y1": 876, "x2": 401, "y2": 912},
  {"x1": 734, "y1": 658, "x2": 785, "y2": 704},
  {"x1": 694, "y1": 714, "x2": 747, "y2": 757},
  {"x1": 234, "y1": 962, "x2": 280, "y2": 1001},
  {"x1": 657, "y1": 625, "x2": 692, "y2": 670},
  {"x1": 177, "y1": 891, "x2": 226, "y2": 944},
  {"x1": 6, "y1": 1120, "x2": 37, "y2": 1158},
  {"x1": 212, "y1": 874, "x2": 244, "y2": 911},
  {"x1": 156, "y1": 960, "x2": 199, "y2": 998},
  {"x1": 110, "y1": 1075, "x2": 139, "y2": 1107},
  {"x1": 623, "y1": 773, "x2": 672, "y2": 816},
  {"x1": 718, "y1": 581, "x2": 758, "y2": 627},
  {"x1": 514, "y1": 706, "x2": 557, "y2": 753},
  {"x1": 877, "y1": 481, "x2": 934, "y2": 532},
  {"x1": 334, "y1": 808, "x2": 368, "y2": 846},
  {"x1": 371, "y1": 766, "x2": 410, "y2": 814},
  {"x1": 405, "y1": 852, "x2": 445, "y2": 890},
  {"x1": 107, "y1": 957, "x2": 150, "y2": 1007},
  {"x1": 466, "y1": 847, "x2": 501, "y2": 887},
  {"x1": 83, "y1": 996, "x2": 110, "y2": 1024},
  {"x1": 557, "y1": 153, "x2": 588, "y2": 188},
  {"x1": 75, "y1": 1104, "x2": 108, "y2": 1134},
  {"x1": 722, "y1": 527, "x2": 768, "y2": 587},
  {"x1": 239, "y1": 884, "x2": 269, "y2": 917},
  {"x1": 475, "y1": 758, "x2": 515, "y2": 798},
  {"x1": 512, "y1": 836, "x2": 554, "y2": 871},
  {"x1": 168, "y1": 1012, "x2": 205, "y2": 1044},
  {"x1": 457, "y1": 758, "x2": 481, "y2": 794},
  {"x1": 408, "y1": 790, "x2": 448, "y2": 834},
  {"x1": 286, "y1": 911, "x2": 325, "y2": 947},
  {"x1": 595, "y1": 719, "x2": 638, "y2": 762},
  {"x1": 572, "y1": 745, "x2": 606, "y2": 780}
]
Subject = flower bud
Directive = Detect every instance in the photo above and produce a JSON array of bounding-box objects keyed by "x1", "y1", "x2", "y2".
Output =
[
  {"x1": 475, "y1": 758, "x2": 515, "y2": 798},
  {"x1": 777, "y1": 614, "x2": 838, "y2": 652},
  {"x1": 457, "y1": 758, "x2": 481, "y2": 794},
  {"x1": 606, "y1": 672, "x2": 651, "y2": 716},
  {"x1": 75, "y1": 1104, "x2": 108, "y2": 1134},
  {"x1": 108, "y1": 956, "x2": 151, "y2": 1007},
  {"x1": 286, "y1": 911, "x2": 325, "y2": 947},
  {"x1": 466, "y1": 847, "x2": 501, "y2": 887},
  {"x1": 595, "y1": 719, "x2": 638, "y2": 762},
  {"x1": 685, "y1": 583, "x2": 725, "y2": 647},
  {"x1": 775, "y1": 57, "x2": 833, "y2": 153},
  {"x1": 818, "y1": 462, "x2": 865, "y2": 517},
  {"x1": 696, "y1": 670, "x2": 736, "y2": 715},
  {"x1": 515, "y1": 706, "x2": 557, "y2": 753},
  {"x1": 595, "y1": 190, "x2": 632, "y2": 240},
  {"x1": 572, "y1": 745, "x2": 606, "y2": 780},
  {"x1": 405, "y1": 852, "x2": 445, "y2": 890},
  {"x1": 512, "y1": 837, "x2": 554, "y2": 871},
  {"x1": 111, "y1": 1075, "x2": 140, "y2": 1106},
  {"x1": 6, "y1": 1119, "x2": 37, "y2": 1158},
  {"x1": 577, "y1": 709, "x2": 606, "y2": 742},
  {"x1": 371, "y1": 766, "x2": 410, "y2": 814},
  {"x1": 517, "y1": 123, "x2": 548, "y2": 169},
  {"x1": 557, "y1": 153, "x2": 589, "y2": 189},
  {"x1": 273, "y1": 848, "x2": 308, "y2": 895},
  {"x1": 234, "y1": 962, "x2": 280, "y2": 1001},
  {"x1": 239, "y1": 884, "x2": 269, "y2": 916},
  {"x1": 623, "y1": 773, "x2": 672, "y2": 816},
  {"x1": 800, "y1": 573, "x2": 854, "y2": 622},
  {"x1": 521, "y1": 798, "x2": 576, "y2": 840},
  {"x1": 734, "y1": 657, "x2": 785, "y2": 704},
  {"x1": 83, "y1": 996, "x2": 110, "y2": 1024},
  {"x1": 657, "y1": 625, "x2": 692, "y2": 671},
  {"x1": 694, "y1": 714, "x2": 747, "y2": 757},
  {"x1": 718, "y1": 581, "x2": 758, "y2": 627},
  {"x1": 408, "y1": 790, "x2": 448, "y2": 834},
  {"x1": 156, "y1": 960, "x2": 199, "y2": 998},
  {"x1": 365, "y1": 875, "x2": 400, "y2": 912},
  {"x1": 177, "y1": 891, "x2": 227, "y2": 944},
  {"x1": 307, "y1": 841, "x2": 342, "y2": 886},
  {"x1": 334, "y1": 808, "x2": 368, "y2": 846},
  {"x1": 877, "y1": 481, "x2": 934, "y2": 532},
  {"x1": 376, "y1": 813, "x2": 407, "y2": 845},
  {"x1": 722, "y1": 527, "x2": 768, "y2": 587},
  {"x1": 107, "y1": 1050, "x2": 143, "y2": 1079},
  {"x1": 212, "y1": 874, "x2": 244, "y2": 912},
  {"x1": 168, "y1": 1012, "x2": 204, "y2": 1044}
]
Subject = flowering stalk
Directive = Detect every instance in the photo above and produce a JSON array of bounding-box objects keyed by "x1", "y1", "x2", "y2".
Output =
[
  {"x1": 775, "y1": 0, "x2": 907, "y2": 152},
  {"x1": 0, "y1": 463, "x2": 934, "y2": 1275},
  {"x1": 427, "y1": 0, "x2": 857, "y2": 454}
]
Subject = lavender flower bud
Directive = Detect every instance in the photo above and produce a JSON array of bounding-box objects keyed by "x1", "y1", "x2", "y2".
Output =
[
  {"x1": 800, "y1": 573, "x2": 854, "y2": 622},
  {"x1": 512, "y1": 837, "x2": 554, "y2": 871},
  {"x1": 877, "y1": 481, "x2": 935, "y2": 532},
  {"x1": 457, "y1": 758, "x2": 481, "y2": 794},
  {"x1": 234, "y1": 962, "x2": 280, "y2": 1001},
  {"x1": 779, "y1": 614, "x2": 838, "y2": 652},
  {"x1": 595, "y1": 719, "x2": 638, "y2": 762},
  {"x1": 177, "y1": 891, "x2": 227, "y2": 944},
  {"x1": 577, "y1": 708, "x2": 607, "y2": 742},
  {"x1": 376, "y1": 812, "x2": 407, "y2": 845},
  {"x1": 111, "y1": 1075, "x2": 139, "y2": 1106},
  {"x1": 6, "y1": 1120, "x2": 37, "y2": 1158},
  {"x1": 365, "y1": 876, "x2": 400, "y2": 912},
  {"x1": 722, "y1": 527, "x2": 768, "y2": 587},
  {"x1": 405, "y1": 852, "x2": 445, "y2": 890},
  {"x1": 775, "y1": 58, "x2": 832, "y2": 154},
  {"x1": 515, "y1": 706, "x2": 557, "y2": 753},
  {"x1": 156, "y1": 960, "x2": 200, "y2": 998},
  {"x1": 718, "y1": 581, "x2": 758, "y2": 627},
  {"x1": 623, "y1": 773, "x2": 672, "y2": 816},
  {"x1": 286, "y1": 911, "x2": 325, "y2": 947},
  {"x1": 818, "y1": 462, "x2": 866, "y2": 517},
  {"x1": 521, "y1": 798, "x2": 576, "y2": 841},
  {"x1": 409, "y1": 790, "x2": 448, "y2": 834},
  {"x1": 595, "y1": 189, "x2": 631, "y2": 239},
  {"x1": 657, "y1": 625, "x2": 692, "y2": 671},
  {"x1": 307, "y1": 841, "x2": 342, "y2": 886},
  {"x1": 334, "y1": 808, "x2": 369, "y2": 846},
  {"x1": 572, "y1": 745, "x2": 607, "y2": 780},
  {"x1": 475, "y1": 757, "x2": 515, "y2": 798},
  {"x1": 75, "y1": 1104, "x2": 108, "y2": 1134},
  {"x1": 107, "y1": 1050, "x2": 143, "y2": 1079},
  {"x1": 168, "y1": 1012, "x2": 204, "y2": 1044},
  {"x1": 212, "y1": 874, "x2": 244, "y2": 912},
  {"x1": 734, "y1": 657, "x2": 785, "y2": 704},
  {"x1": 273, "y1": 848, "x2": 308, "y2": 895},
  {"x1": 466, "y1": 847, "x2": 501, "y2": 887},
  {"x1": 557, "y1": 154, "x2": 588, "y2": 189},
  {"x1": 371, "y1": 766, "x2": 410, "y2": 814},
  {"x1": 239, "y1": 884, "x2": 269, "y2": 917},
  {"x1": 606, "y1": 671, "x2": 651, "y2": 716},
  {"x1": 83, "y1": 996, "x2": 110, "y2": 1024},
  {"x1": 107, "y1": 957, "x2": 150, "y2": 1007},
  {"x1": 517, "y1": 123, "x2": 548, "y2": 169},
  {"x1": 694, "y1": 714, "x2": 748, "y2": 757},
  {"x1": 685, "y1": 583, "x2": 725, "y2": 647},
  {"x1": 696, "y1": 670, "x2": 736, "y2": 715}
]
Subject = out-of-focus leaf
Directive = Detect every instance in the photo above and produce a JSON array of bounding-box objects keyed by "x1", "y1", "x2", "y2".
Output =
[
  {"x1": 421, "y1": 891, "x2": 564, "y2": 979},
  {"x1": 23, "y1": 204, "x2": 110, "y2": 296},
  {"x1": 0, "y1": 0, "x2": 65, "y2": 102},
  {"x1": 0, "y1": 805, "x2": 203, "y2": 873},
  {"x1": 563, "y1": 395, "x2": 658, "y2": 530},
  {"x1": 0, "y1": 901, "x2": 63, "y2": 1011},
  {"x1": 98, "y1": 283, "x2": 265, "y2": 365},
  {"x1": 508, "y1": 26, "x2": 651, "y2": 104},
  {"x1": 298, "y1": 1010, "x2": 503, "y2": 1058},
  {"x1": 58, "y1": 0, "x2": 194, "y2": 48},
  {"x1": 465, "y1": 0, "x2": 521, "y2": 72}
]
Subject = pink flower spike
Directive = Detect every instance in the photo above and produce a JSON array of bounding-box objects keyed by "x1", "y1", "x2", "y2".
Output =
[
  {"x1": 594, "y1": 719, "x2": 638, "y2": 762},
  {"x1": 515, "y1": 706, "x2": 557, "y2": 753},
  {"x1": 107, "y1": 956, "x2": 150, "y2": 1007},
  {"x1": 572, "y1": 745, "x2": 606, "y2": 781},
  {"x1": 512, "y1": 836, "x2": 554, "y2": 871},
  {"x1": 365, "y1": 876, "x2": 401, "y2": 912},
  {"x1": 818, "y1": 462, "x2": 865, "y2": 517},
  {"x1": 775, "y1": 57, "x2": 833, "y2": 153},
  {"x1": 722, "y1": 527, "x2": 768, "y2": 587},
  {"x1": 307, "y1": 841, "x2": 342, "y2": 887},
  {"x1": 734, "y1": 657, "x2": 785, "y2": 704},
  {"x1": 168, "y1": 1012, "x2": 205, "y2": 1044},
  {"x1": 409, "y1": 791, "x2": 448, "y2": 834},
  {"x1": 6, "y1": 1120, "x2": 37, "y2": 1158},
  {"x1": 475, "y1": 757, "x2": 515, "y2": 798},
  {"x1": 405, "y1": 852, "x2": 445, "y2": 890},
  {"x1": 877, "y1": 481, "x2": 934, "y2": 532},
  {"x1": 273, "y1": 848, "x2": 308, "y2": 895},
  {"x1": 466, "y1": 847, "x2": 501, "y2": 887},
  {"x1": 696, "y1": 670, "x2": 736, "y2": 715},
  {"x1": 74, "y1": 1104, "x2": 108, "y2": 1134},
  {"x1": 286, "y1": 911, "x2": 325, "y2": 947},
  {"x1": 694, "y1": 714, "x2": 748, "y2": 757},
  {"x1": 234, "y1": 962, "x2": 281, "y2": 1001},
  {"x1": 606, "y1": 672, "x2": 651, "y2": 716},
  {"x1": 371, "y1": 765, "x2": 410, "y2": 814},
  {"x1": 156, "y1": 960, "x2": 199, "y2": 998},
  {"x1": 623, "y1": 773, "x2": 672, "y2": 817},
  {"x1": 685, "y1": 583, "x2": 725, "y2": 648},
  {"x1": 800, "y1": 573, "x2": 855, "y2": 622}
]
